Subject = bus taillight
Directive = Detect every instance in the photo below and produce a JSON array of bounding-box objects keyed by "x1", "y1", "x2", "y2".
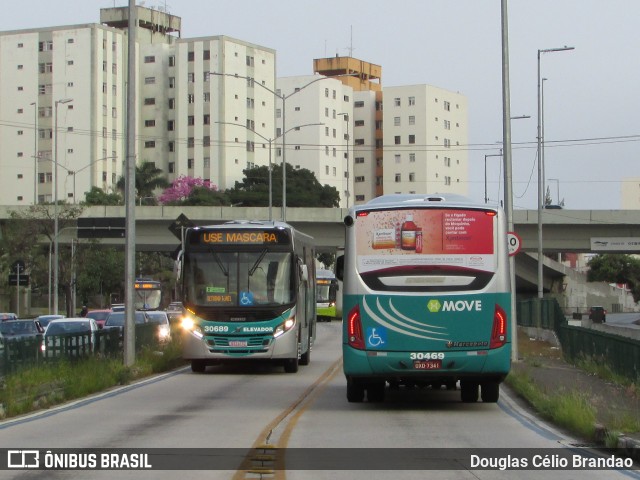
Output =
[
  {"x1": 347, "y1": 304, "x2": 365, "y2": 350},
  {"x1": 490, "y1": 304, "x2": 507, "y2": 349}
]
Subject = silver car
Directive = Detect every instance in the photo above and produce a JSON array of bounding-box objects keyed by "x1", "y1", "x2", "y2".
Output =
[{"x1": 41, "y1": 318, "x2": 98, "y2": 357}]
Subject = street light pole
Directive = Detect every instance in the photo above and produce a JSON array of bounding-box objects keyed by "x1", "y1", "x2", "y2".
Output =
[
  {"x1": 65, "y1": 156, "x2": 117, "y2": 204},
  {"x1": 536, "y1": 46, "x2": 574, "y2": 311},
  {"x1": 216, "y1": 121, "x2": 323, "y2": 221},
  {"x1": 53, "y1": 98, "x2": 72, "y2": 315},
  {"x1": 30, "y1": 101, "x2": 38, "y2": 205},
  {"x1": 338, "y1": 113, "x2": 350, "y2": 208},
  {"x1": 484, "y1": 151, "x2": 502, "y2": 204}
]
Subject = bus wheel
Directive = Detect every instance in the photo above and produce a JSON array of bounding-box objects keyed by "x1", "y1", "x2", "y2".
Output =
[
  {"x1": 346, "y1": 378, "x2": 365, "y2": 403},
  {"x1": 367, "y1": 382, "x2": 386, "y2": 403},
  {"x1": 191, "y1": 360, "x2": 206, "y2": 373},
  {"x1": 284, "y1": 357, "x2": 299, "y2": 373},
  {"x1": 460, "y1": 381, "x2": 479, "y2": 403},
  {"x1": 481, "y1": 381, "x2": 500, "y2": 403}
]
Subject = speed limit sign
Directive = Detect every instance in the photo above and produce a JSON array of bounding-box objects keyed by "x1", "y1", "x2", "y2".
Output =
[{"x1": 507, "y1": 232, "x2": 522, "y2": 256}]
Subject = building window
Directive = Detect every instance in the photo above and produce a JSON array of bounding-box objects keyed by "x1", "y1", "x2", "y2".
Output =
[
  {"x1": 355, "y1": 157, "x2": 364, "y2": 164},
  {"x1": 410, "y1": 153, "x2": 416, "y2": 163},
  {"x1": 246, "y1": 141, "x2": 255, "y2": 152},
  {"x1": 445, "y1": 176, "x2": 451, "y2": 185},
  {"x1": 444, "y1": 100, "x2": 451, "y2": 111},
  {"x1": 355, "y1": 120, "x2": 365, "y2": 127},
  {"x1": 187, "y1": 94, "x2": 195, "y2": 103},
  {"x1": 144, "y1": 77, "x2": 155, "y2": 84},
  {"x1": 204, "y1": 114, "x2": 210, "y2": 125},
  {"x1": 203, "y1": 92, "x2": 210, "y2": 102},
  {"x1": 394, "y1": 98, "x2": 401, "y2": 107},
  {"x1": 394, "y1": 136, "x2": 401, "y2": 145},
  {"x1": 168, "y1": 55, "x2": 175, "y2": 67},
  {"x1": 145, "y1": 120, "x2": 156, "y2": 127},
  {"x1": 409, "y1": 173, "x2": 415, "y2": 182},
  {"x1": 188, "y1": 116, "x2": 195, "y2": 126},
  {"x1": 355, "y1": 194, "x2": 365, "y2": 201},
  {"x1": 188, "y1": 158, "x2": 194, "y2": 169},
  {"x1": 188, "y1": 73, "x2": 195, "y2": 83},
  {"x1": 188, "y1": 51, "x2": 195, "y2": 62},
  {"x1": 168, "y1": 162, "x2": 175, "y2": 173},
  {"x1": 394, "y1": 117, "x2": 400, "y2": 126},
  {"x1": 354, "y1": 101, "x2": 364, "y2": 108},
  {"x1": 144, "y1": 55, "x2": 155, "y2": 63},
  {"x1": 144, "y1": 141, "x2": 155, "y2": 148},
  {"x1": 169, "y1": 77, "x2": 175, "y2": 88},
  {"x1": 395, "y1": 173, "x2": 401, "y2": 182},
  {"x1": 409, "y1": 116, "x2": 415, "y2": 125},
  {"x1": 17, "y1": 152, "x2": 24, "y2": 157},
  {"x1": 203, "y1": 136, "x2": 210, "y2": 147},
  {"x1": 395, "y1": 154, "x2": 401, "y2": 163},
  {"x1": 203, "y1": 157, "x2": 210, "y2": 168},
  {"x1": 355, "y1": 176, "x2": 365, "y2": 182},
  {"x1": 246, "y1": 55, "x2": 254, "y2": 66},
  {"x1": 203, "y1": 50, "x2": 210, "y2": 60},
  {"x1": 409, "y1": 96, "x2": 415, "y2": 106},
  {"x1": 17, "y1": 130, "x2": 23, "y2": 136},
  {"x1": 144, "y1": 98, "x2": 155, "y2": 105},
  {"x1": 444, "y1": 138, "x2": 451, "y2": 148},
  {"x1": 112, "y1": 63, "x2": 117, "y2": 74},
  {"x1": 444, "y1": 119, "x2": 451, "y2": 130},
  {"x1": 409, "y1": 135, "x2": 415, "y2": 144},
  {"x1": 168, "y1": 98, "x2": 175, "y2": 109},
  {"x1": 168, "y1": 141, "x2": 175, "y2": 152},
  {"x1": 188, "y1": 137, "x2": 195, "y2": 147},
  {"x1": 355, "y1": 139, "x2": 365, "y2": 145}
]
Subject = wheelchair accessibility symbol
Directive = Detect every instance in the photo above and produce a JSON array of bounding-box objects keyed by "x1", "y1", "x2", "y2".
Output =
[
  {"x1": 239, "y1": 291, "x2": 254, "y2": 306},
  {"x1": 366, "y1": 327, "x2": 386, "y2": 349}
]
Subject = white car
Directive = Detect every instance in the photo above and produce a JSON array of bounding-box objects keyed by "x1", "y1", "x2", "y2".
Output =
[
  {"x1": 145, "y1": 311, "x2": 172, "y2": 342},
  {"x1": 41, "y1": 318, "x2": 99, "y2": 357}
]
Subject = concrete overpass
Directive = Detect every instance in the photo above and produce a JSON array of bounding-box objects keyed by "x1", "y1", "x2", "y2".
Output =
[{"x1": 3, "y1": 205, "x2": 639, "y2": 295}]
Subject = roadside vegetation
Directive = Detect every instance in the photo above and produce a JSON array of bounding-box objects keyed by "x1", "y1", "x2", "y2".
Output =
[
  {"x1": 506, "y1": 329, "x2": 640, "y2": 443},
  {"x1": 0, "y1": 335, "x2": 186, "y2": 419}
]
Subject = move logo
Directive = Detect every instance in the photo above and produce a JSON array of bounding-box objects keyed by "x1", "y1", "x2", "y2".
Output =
[{"x1": 427, "y1": 299, "x2": 482, "y2": 313}]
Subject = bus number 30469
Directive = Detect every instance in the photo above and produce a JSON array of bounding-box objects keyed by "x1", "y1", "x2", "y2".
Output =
[{"x1": 410, "y1": 352, "x2": 445, "y2": 360}]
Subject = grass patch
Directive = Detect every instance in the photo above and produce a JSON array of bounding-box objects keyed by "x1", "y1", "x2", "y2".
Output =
[
  {"x1": 0, "y1": 336, "x2": 186, "y2": 420},
  {"x1": 506, "y1": 369, "x2": 596, "y2": 440}
]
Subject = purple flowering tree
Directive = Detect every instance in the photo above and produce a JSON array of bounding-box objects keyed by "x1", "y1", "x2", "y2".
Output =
[{"x1": 159, "y1": 176, "x2": 217, "y2": 204}]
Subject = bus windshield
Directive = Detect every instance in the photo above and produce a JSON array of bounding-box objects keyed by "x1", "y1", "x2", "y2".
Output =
[
  {"x1": 184, "y1": 250, "x2": 294, "y2": 307},
  {"x1": 134, "y1": 285, "x2": 162, "y2": 310},
  {"x1": 316, "y1": 281, "x2": 335, "y2": 303}
]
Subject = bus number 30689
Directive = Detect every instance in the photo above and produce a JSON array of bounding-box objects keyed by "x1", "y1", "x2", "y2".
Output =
[{"x1": 410, "y1": 352, "x2": 445, "y2": 360}]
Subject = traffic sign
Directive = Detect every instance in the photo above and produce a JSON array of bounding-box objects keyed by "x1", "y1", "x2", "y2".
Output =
[
  {"x1": 8, "y1": 274, "x2": 29, "y2": 286},
  {"x1": 11, "y1": 259, "x2": 25, "y2": 274},
  {"x1": 507, "y1": 232, "x2": 522, "y2": 256},
  {"x1": 169, "y1": 213, "x2": 195, "y2": 241}
]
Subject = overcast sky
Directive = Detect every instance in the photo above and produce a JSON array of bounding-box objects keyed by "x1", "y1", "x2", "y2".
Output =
[{"x1": 2, "y1": 0, "x2": 639, "y2": 210}]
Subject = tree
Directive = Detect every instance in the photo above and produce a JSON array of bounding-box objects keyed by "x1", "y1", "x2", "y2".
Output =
[
  {"x1": 83, "y1": 187, "x2": 122, "y2": 206},
  {"x1": 3, "y1": 204, "x2": 84, "y2": 316},
  {"x1": 116, "y1": 162, "x2": 170, "y2": 203},
  {"x1": 159, "y1": 176, "x2": 219, "y2": 204},
  {"x1": 587, "y1": 254, "x2": 640, "y2": 301},
  {"x1": 226, "y1": 164, "x2": 340, "y2": 208}
]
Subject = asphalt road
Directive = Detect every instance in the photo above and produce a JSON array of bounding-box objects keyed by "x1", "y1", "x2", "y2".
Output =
[{"x1": 0, "y1": 322, "x2": 637, "y2": 480}]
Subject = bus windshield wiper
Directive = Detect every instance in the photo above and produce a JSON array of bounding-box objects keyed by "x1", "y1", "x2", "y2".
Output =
[
  {"x1": 209, "y1": 249, "x2": 229, "y2": 277},
  {"x1": 249, "y1": 249, "x2": 267, "y2": 277}
]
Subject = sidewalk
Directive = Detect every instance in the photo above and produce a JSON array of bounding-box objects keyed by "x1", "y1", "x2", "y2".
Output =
[{"x1": 509, "y1": 328, "x2": 640, "y2": 461}]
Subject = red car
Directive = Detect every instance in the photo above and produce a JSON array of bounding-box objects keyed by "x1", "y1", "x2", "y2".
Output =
[{"x1": 86, "y1": 309, "x2": 112, "y2": 329}]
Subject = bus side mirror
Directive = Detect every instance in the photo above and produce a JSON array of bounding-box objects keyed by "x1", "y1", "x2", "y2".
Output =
[
  {"x1": 300, "y1": 264, "x2": 309, "y2": 283},
  {"x1": 335, "y1": 255, "x2": 344, "y2": 282}
]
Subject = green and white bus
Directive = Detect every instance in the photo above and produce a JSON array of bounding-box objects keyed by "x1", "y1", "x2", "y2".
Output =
[
  {"x1": 316, "y1": 269, "x2": 339, "y2": 321},
  {"x1": 337, "y1": 194, "x2": 511, "y2": 403},
  {"x1": 180, "y1": 221, "x2": 317, "y2": 373}
]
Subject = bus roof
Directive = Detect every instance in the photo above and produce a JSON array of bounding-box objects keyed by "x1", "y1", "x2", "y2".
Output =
[{"x1": 362, "y1": 193, "x2": 485, "y2": 209}]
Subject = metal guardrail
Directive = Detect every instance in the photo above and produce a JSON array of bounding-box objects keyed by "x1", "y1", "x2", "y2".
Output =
[{"x1": 0, "y1": 324, "x2": 165, "y2": 376}]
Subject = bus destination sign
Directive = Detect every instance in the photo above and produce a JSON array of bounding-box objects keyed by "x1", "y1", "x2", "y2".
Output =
[{"x1": 199, "y1": 230, "x2": 287, "y2": 245}]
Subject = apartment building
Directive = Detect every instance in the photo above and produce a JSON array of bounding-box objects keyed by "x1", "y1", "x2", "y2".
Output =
[
  {"x1": 0, "y1": 22, "x2": 127, "y2": 205},
  {"x1": 275, "y1": 75, "x2": 353, "y2": 208},
  {"x1": 383, "y1": 84, "x2": 468, "y2": 196},
  {"x1": 0, "y1": 6, "x2": 276, "y2": 205}
]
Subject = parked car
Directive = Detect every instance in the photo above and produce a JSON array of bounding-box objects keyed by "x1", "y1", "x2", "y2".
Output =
[
  {"x1": 165, "y1": 302, "x2": 184, "y2": 324},
  {"x1": 86, "y1": 309, "x2": 112, "y2": 329},
  {"x1": 102, "y1": 311, "x2": 150, "y2": 337},
  {"x1": 0, "y1": 319, "x2": 44, "y2": 340},
  {"x1": 111, "y1": 304, "x2": 125, "y2": 312},
  {"x1": 41, "y1": 318, "x2": 98, "y2": 357},
  {"x1": 0, "y1": 313, "x2": 18, "y2": 321},
  {"x1": 36, "y1": 314, "x2": 66, "y2": 328},
  {"x1": 589, "y1": 306, "x2": 606, "y2": 323},
  {"x1": 145, "y1": 311, "x2": 172, "y2": 342}
]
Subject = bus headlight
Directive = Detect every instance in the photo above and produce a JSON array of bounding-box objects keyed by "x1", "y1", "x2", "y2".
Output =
[
  {"x1": 274, "y1": 318, "x2": 296, "y2": 338},
  {"x1": 181, "y1": 317, "x2": 195, "y2": 331}
]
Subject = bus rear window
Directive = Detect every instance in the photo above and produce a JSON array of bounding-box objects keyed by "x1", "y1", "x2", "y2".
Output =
[{"x1": 355, "y1": 208, "x2": 497, "y2": 292}]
